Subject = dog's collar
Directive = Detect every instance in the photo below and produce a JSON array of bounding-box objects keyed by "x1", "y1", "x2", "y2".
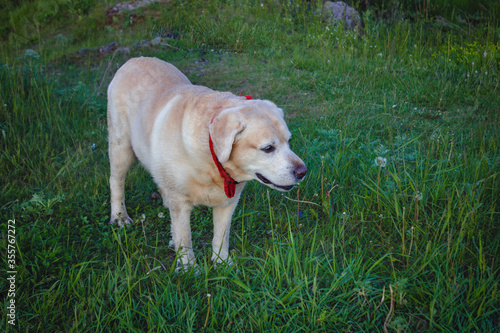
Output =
[
  {"x1": 209, "y1": 95, "x2": 252, "y2": 198},
  {"x1": 208, "y1": 133, "x2": 239, "y2": 198}
]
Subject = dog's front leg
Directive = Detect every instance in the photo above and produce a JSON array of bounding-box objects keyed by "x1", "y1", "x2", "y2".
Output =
[
  {"x1": 212, "y1": 202, "x2": 238, "y2": 265},
  {"x1": 169, "y1": 201, "x2": 196, "y2": 270}
]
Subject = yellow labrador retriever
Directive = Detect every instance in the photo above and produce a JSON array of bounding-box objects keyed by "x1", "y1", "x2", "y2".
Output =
[{"x1": 107, "y1": 57, "x2": 307, "y2": 269}]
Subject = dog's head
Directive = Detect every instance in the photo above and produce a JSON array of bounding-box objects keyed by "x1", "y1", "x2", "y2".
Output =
[{"x1": 209, "y1": 99, "x2": 307, "y2": 191}]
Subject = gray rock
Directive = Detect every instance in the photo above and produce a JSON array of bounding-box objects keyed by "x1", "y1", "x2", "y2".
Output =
[
  {"x1": 78, "y1": 48, "x2": 91, "y2": 55},
  {"x1": 99, "y1": 42, "x2": 119, "y2": 54},
  {"x1": 323, "y1": 1, "x2": 363, "y2": 31},
  {"x1": 116, "y1": 47, "x2": 131, "y2": 54},
  {"x1": 133, "y1": 41, "x2": 151, "y2": 48},
  {"x1": 107, "y1": 0, "x2": 167, "y2": 16},
  {"x1": 151, "y1": 37, "x2": 162, "y2": 46}
]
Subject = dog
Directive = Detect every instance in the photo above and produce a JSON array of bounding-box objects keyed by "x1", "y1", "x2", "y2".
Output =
[{"x1": 107, "y1": 57, "x2": 307, "y2": 269}]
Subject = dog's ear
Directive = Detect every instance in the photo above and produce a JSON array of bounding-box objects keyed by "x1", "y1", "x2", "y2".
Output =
[{"x1": 209, "y1": 108, "x2": 246, "y2": 163}]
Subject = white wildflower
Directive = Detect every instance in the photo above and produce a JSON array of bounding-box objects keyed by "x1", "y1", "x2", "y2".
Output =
[
  {"x1": 24, "y1": 49, "x2": 40, "y2": 59},
  {"x1": 375, "y1": 157, "x2": 387, "y2": 168}
]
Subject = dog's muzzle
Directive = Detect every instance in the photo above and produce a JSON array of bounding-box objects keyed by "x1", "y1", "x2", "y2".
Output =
[{"x1": 256, "y1": 163, "x2": 307, "y2": 191}]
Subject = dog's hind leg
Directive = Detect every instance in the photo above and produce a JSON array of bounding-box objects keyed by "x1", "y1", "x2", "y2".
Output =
[{"x1": 108, "y1": 99, "x2": 136, "y2": 227}]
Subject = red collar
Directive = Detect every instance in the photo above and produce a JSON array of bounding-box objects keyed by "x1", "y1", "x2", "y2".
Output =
[
  {"x1": 209, "y1": 95, "x2": 252, "y2": 198},
  {"x1": 209, "y1": 133, "x2": 239, "y2": 198}
]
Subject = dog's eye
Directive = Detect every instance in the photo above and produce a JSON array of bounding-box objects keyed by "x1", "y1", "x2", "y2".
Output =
[{"x1": 261, "y1": 145, "x2": 275, "y2": 153}]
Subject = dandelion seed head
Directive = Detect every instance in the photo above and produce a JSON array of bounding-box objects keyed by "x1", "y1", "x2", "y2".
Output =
[
  {"x1": 158, "y1": 212, "x2": 164, "y2": 218},
  {"x1": 375, "y1": 157, "x2": 387, "y2": 167}
]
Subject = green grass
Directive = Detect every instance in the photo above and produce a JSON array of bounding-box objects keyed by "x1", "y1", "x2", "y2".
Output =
[{"x1": 1, "y1": 0, "x2": 499, "y2": 331}]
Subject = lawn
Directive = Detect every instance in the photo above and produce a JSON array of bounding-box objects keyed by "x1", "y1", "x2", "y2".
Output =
[{"x1": 1, "y1": 0, "x2": 499, "y2": 331}]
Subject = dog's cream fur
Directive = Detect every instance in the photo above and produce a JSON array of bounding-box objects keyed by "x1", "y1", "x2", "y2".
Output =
[{"x1": 107, "y1": 57, "x2": 307, "y2": 269}]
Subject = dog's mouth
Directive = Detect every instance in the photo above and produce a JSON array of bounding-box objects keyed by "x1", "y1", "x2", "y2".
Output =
[{"x1": 256, "y1": 173, "x2": 294, "y2": 191}]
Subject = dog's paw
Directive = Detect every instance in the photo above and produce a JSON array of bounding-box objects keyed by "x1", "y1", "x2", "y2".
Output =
[
  {"x1": 175, "y1": 261, "x2": 202, "y2": 276},
  {"x1": 213, "y1": 257, "x2": 240, "y2": 274},
  {"x1": 109, "y1": 214, "x2": 133, "y2": 227},
  {"x1": 212, "y1": 255, "x2": 234, "y2": 268}
]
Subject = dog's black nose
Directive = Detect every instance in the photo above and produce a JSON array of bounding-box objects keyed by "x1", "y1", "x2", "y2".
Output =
[{"x1": 294, "y1": 164, "x2": 308, "y2": 180}]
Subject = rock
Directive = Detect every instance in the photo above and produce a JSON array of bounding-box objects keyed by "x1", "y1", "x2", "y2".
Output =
[
  {"x1": 151, "y1": 36, "x2": 162, "y2": 46},
  {"x1": 107, "y1": 0, "x2": 168, "y2": 16},
  {"x1": 133, "y1": 41, "x2": 151, "y2": 48},
  {"x1": 99, "y1": 42, "x2": 119, "y2": 54},
  {"x1": 78, "y1": 48, "x2": 91, "y2": 55},
  {"x1": 323, "y1": 1, "x2": 363, "y2": 31},
  {"x1": 116, "y1": 47, "x2": 131, "y2": 54}
]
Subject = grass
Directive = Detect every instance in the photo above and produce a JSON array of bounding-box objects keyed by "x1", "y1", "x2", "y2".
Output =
[{"x1": 1, "y1": 0, "x2": 499, "y2": 331}]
